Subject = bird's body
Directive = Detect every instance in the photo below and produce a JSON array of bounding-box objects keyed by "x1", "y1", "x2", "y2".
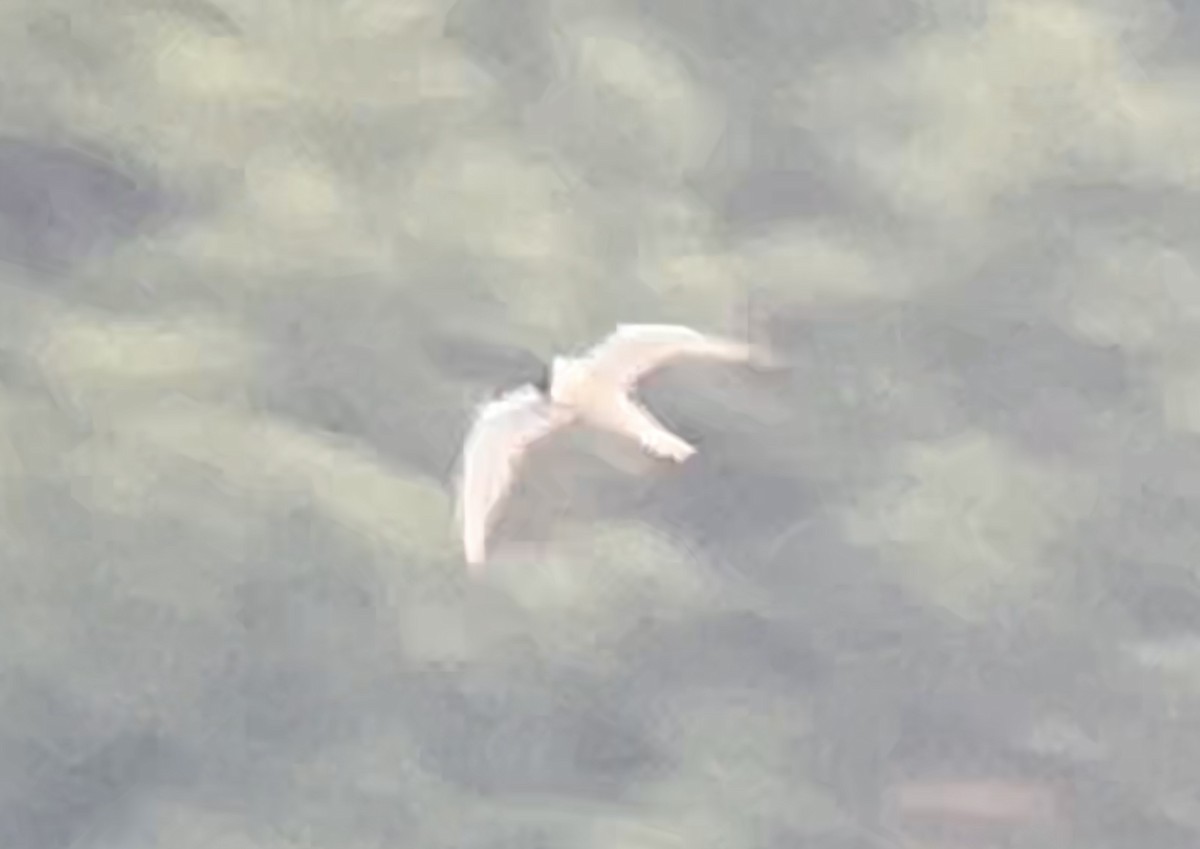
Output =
[{"x1": 454, "y1": 324, "x2": 765, "y2": 569}]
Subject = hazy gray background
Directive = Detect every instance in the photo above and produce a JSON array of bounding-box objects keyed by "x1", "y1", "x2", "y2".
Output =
[{"x1": 2, "y1": 0, "x2": 1199, "y2": 846}]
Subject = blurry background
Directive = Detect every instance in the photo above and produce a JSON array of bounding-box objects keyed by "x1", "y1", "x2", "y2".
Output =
[{"x1": 2, "y1": 0, "x2": 1199, "y2": 846}]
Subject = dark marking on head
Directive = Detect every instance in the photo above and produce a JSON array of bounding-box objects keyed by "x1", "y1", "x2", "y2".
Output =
[{"x1": 531, "y1": 361, "x2": 552, "y2": 395}]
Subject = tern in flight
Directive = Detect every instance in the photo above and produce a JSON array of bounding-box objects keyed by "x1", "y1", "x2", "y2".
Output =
[{"x1": 454, "y1": 324, "x2": 769, "y2": 570}]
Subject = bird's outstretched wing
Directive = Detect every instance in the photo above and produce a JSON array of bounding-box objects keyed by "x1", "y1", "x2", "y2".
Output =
[
  {"x1": 456, "y1": 385, "x2": 565, "y2": 569},
  {"x1": 580, "y1": 324, "x2": 755, "y2": 387}
]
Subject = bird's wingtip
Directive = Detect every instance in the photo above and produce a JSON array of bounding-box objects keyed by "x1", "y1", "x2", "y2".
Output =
[{"x1": 462, "y1": 527, "x2": 487, "y2": 570}]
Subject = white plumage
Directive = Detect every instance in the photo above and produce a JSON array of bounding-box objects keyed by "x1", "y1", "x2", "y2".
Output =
[{"x1": 454, "y1": 324, "x2": 765, "y2": 570}]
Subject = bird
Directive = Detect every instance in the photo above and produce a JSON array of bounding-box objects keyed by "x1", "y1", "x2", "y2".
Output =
[{"x1": 454, "y1": 323, "x2": 769, "y2": 570}]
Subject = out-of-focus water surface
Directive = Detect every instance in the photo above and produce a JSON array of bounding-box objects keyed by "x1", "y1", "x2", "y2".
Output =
[{"x1": 2, "y1": 0, "x2": 1199, "y2": 846}]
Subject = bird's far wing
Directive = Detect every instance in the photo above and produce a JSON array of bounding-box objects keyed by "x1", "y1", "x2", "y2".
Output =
[
  {"x1": 456, "y1": 385, "x2": 564, "y2": 568},
  {"x1": 581, "y1": 324, "x2": 754, "y2": 387}
]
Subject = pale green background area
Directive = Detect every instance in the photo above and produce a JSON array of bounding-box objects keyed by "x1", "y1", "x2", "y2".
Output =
[{"x1": 1, "y1": 0, "x2": 1199, "y2": 846}]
